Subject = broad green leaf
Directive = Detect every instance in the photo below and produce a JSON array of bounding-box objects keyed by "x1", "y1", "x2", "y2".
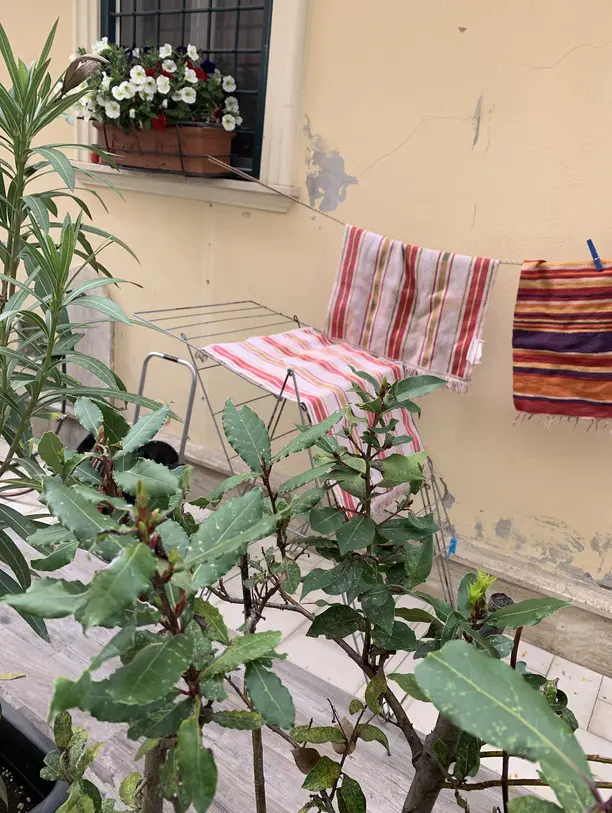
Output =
[
  {"x1": 349, "y1": 699, "x2": 364, "y2": 715},
  {"x1": 127, "y1": 698, "x2": 194, "y2": 740},
  {"x1": 390, "y1": 375, "x2": 446, "y2": 400},
  {"x1": 291, "y1": 726, "x2": 345, "y2": 745},
  {"x1": 539, "y1": 763, "x2": 593, "y2": 813},
  {"x1": 31, "y1": 539, "x2": 78, "y2": 572},
  {"x1": 0, "y1": 570, "x2": 49, "y2": 640},
  {"x1": 338, "y1": 775, "x2": 367, "y2": 813},
  {"x1": 222, "y1": 400, "x2": 270, "y2": 473},
  {"x1": 278, "y1": 462, "x2": 333, "y2": 494},
  {"x1": 274, "y1": 410, "x2": 345, "y2": 461},
  {"x1": 290, "y1": 487, "x2": 327, "y2": 515},
  {"x1": 412, "y1": 592, "x2": 454, "y2": 622},
  {"x1": 336, "y1": 516, "x2": 375, "y2": 555},
  {"x1": 42, "y1": 478, "x2": 118, "y2": 543},
  {"x1": 389, "y1": 672, "x2": 431, "y2": 702},
  {"x1": 207, "y1": 472, "x2": 255, "y2": 503},
  {"x1": 38, "y1": 432, "x2": 65, "y2": 475},
  {"x1": 395, "y1": 607, "x2": 437, "y2": 625},
  {"x1": 372, "y1": 621, "x2": 417, "y2": 652},
  {"x1": 453, "y1": 732, "x2": 481, "y2": 779},
  {"x1": 202, "y1": 630, "x2": 281, "y2": 676},
  {"x1": 210, "y1": 711, "x2": 263, "y2": 730},
  {"x1": 200, "y1": 675, "x2": 227, "y2": 703},
  {"x1": 117, "y1": 405, "x2": 169, "y2": 457},
  {"x1": 159, "y1": 519, "x2": 189, "y2": 557},
  {"x1": 90, "y1": 626, "x2": 136, "y2": 671},
  {"x1": 404, "y1": 538, "x2": 434, "y2": 587},
  {"x1": 378, "y1": 452, "x2": 428, "y2": 489},
  {"x1": 364, "y1": 673, "x2": 387, "y2": 714},
  {"x1": 487, "y1": 635, "x2": 514, "y2": 659},
  {"x1": 186, "y1": 491, "x2": 271, "y2": 587},
  {"x1": 280, "y1": 559, "x2": 301, "y2": 594},
  {"x1": 0, "y1": 529, "x2": 30, "y2": 588},
  {"x1": 244, "y1": 662, "x2": 295, "y2": 729},
  {"x1": 361, "y1": 586, "x2": 395, "y2": 634},
  {"x1": 303, "y1": 559, "x2": 363, "y2": 600},
  {"x1": 2, "y1": 577, "x2": 87, "y2": 618},
  {"x1": 302, "y1": 755, "x2": 341, "y2": 791},
  {"x1": 114, "y1": 459, "x2": 180, "y2": 498},
  {"x1": 414, "y1": 641, "x2": 591, "y2": 785},
  {"x1": 98, "y1": 403, "x2": 130, "y2": 444},
  {"x1": 356, "y1": 723, "x2": 391, "y2": 755},
  {"x1": 193, "y1": 598, "x2": 229, "y2": 645},
  {"x1": 109, "y1": 635, "x2": 194, "y2": 704},
  {"x1": 186, "y1": 621, "x2": 213, "y2": 669},
  {"x1": 486, "y1": 598, "x2": 571, "y2": 630},
  {"x1": 508, "y1": 800, "x2": 564, "y2": 813},
  {"x1": 307, "y1": 605, "x2": 364, "y2": 639},
  {"x1": 379, "y1": 514, "x2": 439, "y2": 543},
  {"x1": 457, "y1": 573, "x2": 477, "y2": 618},
  {"x1": 81, "y1": 544, "x2": 157, "y2": 629},
  {"x1": 310, "y1": 506, "x2": 346, "y2": 534},
  {"x1": 177, "y1": 710, "x2": 218, "y2": 813},
  {"x1": 119, "y1": 772, "x2": 142, "y2": 808}
]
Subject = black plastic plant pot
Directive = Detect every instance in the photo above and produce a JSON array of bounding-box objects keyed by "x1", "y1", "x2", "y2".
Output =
[
  {"x1": 76, "y1": 434, "x2": 180, "y2": 468},
  {"x1": 0, "y1": 702, "x2": 68, "y2": 813}
]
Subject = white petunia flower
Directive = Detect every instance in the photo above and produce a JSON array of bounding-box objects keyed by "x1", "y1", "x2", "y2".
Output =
[
  {"x1": 96, "y1": 93, "x2": 106, "y2": 107},
  {"x1": 130, "y1": 65, "x2": 147, "y2": 86},
  {"x1": 221, "y1": 113, "x2": 236, "y2": 131},
  {"x1": 159, "y1": 43, "x2": 173, "y2": 59},
  {"x1": 92, "y1": 37, "x2": 110, "y2": 54},
  {"x1": 132, "y1": 47, "x2": 140, "y2": 58},
  {"x1": 120, "y1": 81, "x2": 136, "y2": 98},
  {"x1": 235, "y1": 115, "x2": 243, "y2": 126},
  {"x1": 104, "y1": 100, "x2": 121, "y2": 119},
  {"x1": 111, "y1": 84, "x2": 126, "y2": 100},
  {"x1": 101, "y1": 73, "x2": 111, "y2": 91},
  {"x1": 187, "y1": 44, "x2": 199, "y2": 62},
  {"x1": 129, "y1": 108, "x2": 136, "y2": 118},
  {"x1": 224, "y1": 96, "x2": 239, "y2": 113},
  {"x1": 143, "y1": 76, "x2": 156, "y2": 92},
  {"x1": 210, "y1": 69, "x2": 222, "y2": 86},
  {"x1": 162, "y1": 98, "x2": 168, "y2": 108},
  {"x1": 141, "y1": 90, "x2": 155, "y2": 101},
  {"x1": 222, "y1": 74, "x2": 236, "y2": 93},
  {"x1": 156, "y1": 75, "x2": 171, "y2": 94},
  {"x1": 184, "y1": 68, "x2": 198, "y2": 84},
  {"x1": 180, "y1": 86, "x2": 197, "y2": 104},
  {"x1": 162, "y1": 59, "x2": 177, "y2": 73},
  {"x1": 171, "y1": 91, "x2": 182, "y2": 102}
]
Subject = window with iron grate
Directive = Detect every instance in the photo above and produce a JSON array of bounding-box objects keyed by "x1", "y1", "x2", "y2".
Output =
[{"x1": 100, "y1": 0, "x2": 274, "y2": 178}]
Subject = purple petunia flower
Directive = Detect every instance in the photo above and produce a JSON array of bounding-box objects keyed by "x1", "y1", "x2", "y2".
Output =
[{"x1": 201, "y1": 59, "x2": 216, "y2": 73}]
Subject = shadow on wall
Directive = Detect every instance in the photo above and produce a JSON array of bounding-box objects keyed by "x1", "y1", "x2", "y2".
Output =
[{"x1": 304, "y1": 116, "x2": 357, "y2": 213}]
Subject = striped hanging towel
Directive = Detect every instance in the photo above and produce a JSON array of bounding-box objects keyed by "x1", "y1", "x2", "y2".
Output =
[
  {"x1": 514, "y1": 260, "x2": 612, "y2": 423},
  {"x1": 324, "y1": 225, "x2": 500, "y2": 391},
  {"x1": 204, "y1": 327, "x2": 423, "y2": 515}
]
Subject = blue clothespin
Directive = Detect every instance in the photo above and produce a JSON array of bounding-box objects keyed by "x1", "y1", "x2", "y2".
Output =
[
  {"x1": 446, "y1": 537, "x2": 457, "y2": 559},
  {"x1": 587, "y1": 239, "x2": 603, "y2": 272}
]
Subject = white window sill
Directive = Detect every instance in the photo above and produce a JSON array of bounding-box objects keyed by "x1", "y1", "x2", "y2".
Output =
[{"x1": 74, "y1": 161, "x2": 297, "y2": 213}]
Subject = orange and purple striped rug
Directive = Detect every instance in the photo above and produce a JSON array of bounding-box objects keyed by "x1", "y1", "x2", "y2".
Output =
[
  {"x1": 513, "y1": 260, "x2": 612, "y2": 422},
  {"x1": 324, "y1": 225, "x2": 500, "y2": 391}
]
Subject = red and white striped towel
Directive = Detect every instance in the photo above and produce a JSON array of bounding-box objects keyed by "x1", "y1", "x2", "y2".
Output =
[
  {"x1": 324, "y1": 225, "x2": 499, "y2": 391},
  {"x1": 204, "y1": 327, "x2": 423, "y2": 515}
]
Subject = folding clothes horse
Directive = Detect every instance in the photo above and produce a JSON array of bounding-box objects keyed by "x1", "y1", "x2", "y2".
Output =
[{"x1": 203, "y1": 225, "x2": 499, "y2": 515}]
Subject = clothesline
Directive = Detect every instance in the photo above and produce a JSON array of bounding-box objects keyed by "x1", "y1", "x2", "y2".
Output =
[{"x1": 204, "y1": 154, "x2": 525, "y2": 266}]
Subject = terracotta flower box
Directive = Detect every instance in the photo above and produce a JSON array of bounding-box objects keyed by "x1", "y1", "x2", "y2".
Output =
[{"x1": 93, "y1": 122, "x2": 234, "y2": 175}]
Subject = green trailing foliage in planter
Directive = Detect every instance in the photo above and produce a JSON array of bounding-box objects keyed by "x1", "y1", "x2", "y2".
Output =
[
  {"x1": 4, "y1": 374, "x2": 610, "y2": 813},
  {"x1": 0, "y1": 21, "x2": 176, "y2": 633}
]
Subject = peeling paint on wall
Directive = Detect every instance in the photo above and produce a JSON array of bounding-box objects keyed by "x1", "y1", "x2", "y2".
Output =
[
  {"x1": 472, "y1": 93, "x2": 483, "y2": 147},
  {"x1": 304, "y1": 117, "x2": 357, "y2": 212},
  {"x1": 495, "y1": 518, "x2": 512, "y2": 539}
]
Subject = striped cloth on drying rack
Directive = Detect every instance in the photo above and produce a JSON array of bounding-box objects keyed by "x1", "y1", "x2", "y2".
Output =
[
  {"x1": 514, "y1": 260, "x2": 612, "y2": 422},
  {"x1": 325, "y1": 225, "x2": 499, "y2": 391},
  {"x1": 204, "y1": 327, "x2": 423, "y2": 514}
]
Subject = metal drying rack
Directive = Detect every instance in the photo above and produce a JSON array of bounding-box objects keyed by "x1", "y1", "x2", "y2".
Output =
[{"x1": 134, "y1": 299, "x2": 456, "y2": 606}]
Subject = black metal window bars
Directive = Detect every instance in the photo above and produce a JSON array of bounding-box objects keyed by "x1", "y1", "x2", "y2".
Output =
[{"x1": 100, "y1": 0, "x2": 274, "y2": 178}]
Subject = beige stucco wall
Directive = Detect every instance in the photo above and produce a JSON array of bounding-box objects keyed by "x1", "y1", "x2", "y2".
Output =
[{"x1": 5, "y1": 1, "x2": 612, "y2": 583}]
